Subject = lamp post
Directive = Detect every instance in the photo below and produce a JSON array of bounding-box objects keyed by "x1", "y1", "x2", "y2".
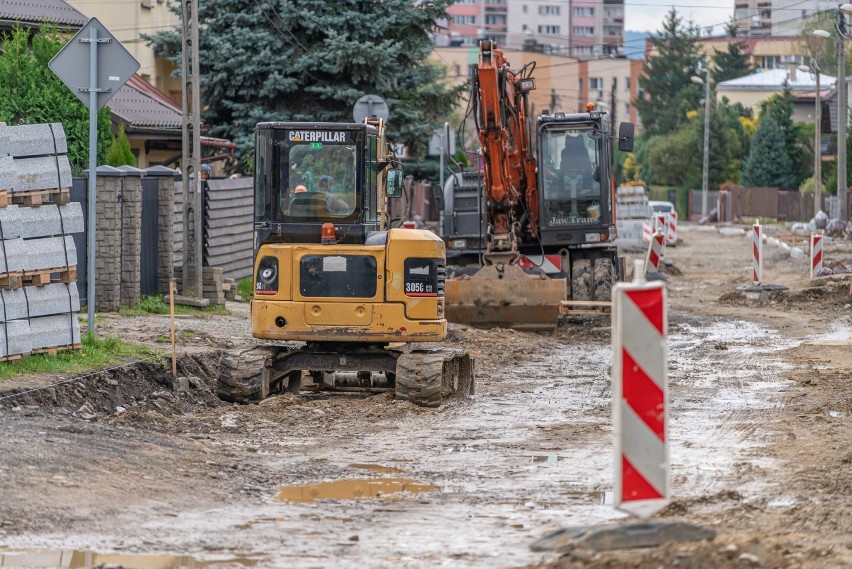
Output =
[
  {"x1": 799, "y1": 29, "x2": 831, "y2": 215},
  {"x1": 836, "y1": 4, "x2": 852, "y2": 220},
  {"x1": 691, "y1": 68, "x2": 711, "y2": 218}
]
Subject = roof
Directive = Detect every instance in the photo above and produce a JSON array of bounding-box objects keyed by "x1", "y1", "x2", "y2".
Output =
[
  {"x1": 0, "y1": 0, "x2": 87, "y2": 30},
  {"x1": 717, "y1": 68, "x2": 836, "y2": 91},
  {"x1": 109, "y1": 75, "x2": 183, "y2": 131}
]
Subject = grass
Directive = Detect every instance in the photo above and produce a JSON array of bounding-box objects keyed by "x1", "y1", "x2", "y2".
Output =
[
  {"x1": 0, "y1": 332, "x2": 160, "y2": 379},
  {"x1": 237, "y1": 277, "x2": 253, "y2": 302},
  {"x1": 118, "y1": 295, "x2": 228, "y2": 317}
]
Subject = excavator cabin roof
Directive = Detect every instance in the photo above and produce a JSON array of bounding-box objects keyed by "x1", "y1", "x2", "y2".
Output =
[{"x1": 256, "y1": 121, "x2": 378, "y2": 135}]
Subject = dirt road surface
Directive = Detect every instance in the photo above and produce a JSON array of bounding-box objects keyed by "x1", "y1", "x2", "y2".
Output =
[{"x1": 0, "y1": 225, "x2": 850, "y2": 568}]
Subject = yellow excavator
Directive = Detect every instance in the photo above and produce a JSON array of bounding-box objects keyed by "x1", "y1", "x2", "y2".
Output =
[{"x1": 218, "y1": 118, "x2": 473, "y2": 407}]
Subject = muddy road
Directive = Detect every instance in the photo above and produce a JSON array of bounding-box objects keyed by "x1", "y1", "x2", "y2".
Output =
[{"x1": 0, "y1": 225, "x2": 850, "y2": 568}]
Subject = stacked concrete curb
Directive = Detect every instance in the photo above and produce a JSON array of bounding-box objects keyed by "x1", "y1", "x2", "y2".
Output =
[{"x1": 0, "y1": 122, "x2": 83, "y2": 360}]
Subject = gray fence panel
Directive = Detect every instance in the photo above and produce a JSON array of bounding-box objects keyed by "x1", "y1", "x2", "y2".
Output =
[
  {"x1": 204, "y1": 177, "x2": 254, "y2": 281},
  {"x1": 140, "y1": 178, "x2": 159, "y2": 296}
]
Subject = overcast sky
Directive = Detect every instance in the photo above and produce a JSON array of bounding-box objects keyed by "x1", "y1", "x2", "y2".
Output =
[{"x1": 625, "y1": 1, "x2": 734, "y2": 33}]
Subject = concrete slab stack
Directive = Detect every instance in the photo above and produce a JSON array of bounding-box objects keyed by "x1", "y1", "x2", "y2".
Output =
[
  {"x1": 0, "y1": 122, "x2": 83, "y2": 360},
  {"x1": 173, "y1": 266, "x2": 226, "y2": 306}
]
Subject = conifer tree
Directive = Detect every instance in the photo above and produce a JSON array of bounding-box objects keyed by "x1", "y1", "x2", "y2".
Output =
[
  {"x1": 743, "y1": 115, "x2": 796, "y2": 188},
  {"x1": 147, "y1": 0, "x2": 463, "y2": 171},
  {"x1": 105, "y1": 123, "x2": 136, "y2": 167},
  {"x1": 635, "y1": 9, "x2": 703, "y2": 136}
]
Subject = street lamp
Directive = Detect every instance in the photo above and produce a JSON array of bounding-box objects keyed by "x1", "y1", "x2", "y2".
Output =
[
  {"x1": 798, "y1": 28, "x2": 831, "y2": 214},
  {"x1": 836, "y1": 4, "x2": 852, "y2": 220},
  {"x1": 691, "y1": 69, "x2": 711, "y2": 218}
]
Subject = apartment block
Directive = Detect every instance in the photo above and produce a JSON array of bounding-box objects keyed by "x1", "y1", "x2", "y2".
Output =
[
  {"x1": 443, "y1": 1, "x2": 624, "y2": 59},
  {"x1": 735, "y1": 0, "x2": 836, "y2": 36}
]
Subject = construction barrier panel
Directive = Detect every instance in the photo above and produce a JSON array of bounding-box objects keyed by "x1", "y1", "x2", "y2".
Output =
[
  {"x1": 642, "y1": 220, "x2": 653, "y2": 243},
  {"x1": 613, "y1": 263, "x2": 669, "y2": 518},
  {"x1": 810, "y1": 234, "x2": 823, "y2": 279},
  {"x1": 753, "y1": 222, "x2": 763, "y2": 285},
  {"x1": 644, "y1": 230, "x2": 665, "y2": 274},
  {"x1": 666, "y1": 212, "x2": 677, "y2": 246}
]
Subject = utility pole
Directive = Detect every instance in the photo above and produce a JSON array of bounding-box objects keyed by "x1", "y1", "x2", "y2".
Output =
[
  {"x1": 837, "y1": 7, "x2": 849, "y2": 220},
  {"x1": 181, "y1": 0, "x2": 202, "y2": 298}
]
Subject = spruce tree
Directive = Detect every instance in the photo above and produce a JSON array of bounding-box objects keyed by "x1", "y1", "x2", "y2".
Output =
[
  {"x1": 146, "y1": 0, "x2": 463, "y2": 171},
  {"x1": 759, "y1": 88, "x2": 806, "y2": 185},
  {"x1": 635, "y1": 9, "x2": 703, "y2": 136},
  {"x1": 712, "y1": 43, "x2": 752, "y2": 84},
  {"x1": 742, "y1": 115, "x2": 795, "y2": 188},
  {"x1": 105, "y1": 123, "x2": 137, "y2": 167}
]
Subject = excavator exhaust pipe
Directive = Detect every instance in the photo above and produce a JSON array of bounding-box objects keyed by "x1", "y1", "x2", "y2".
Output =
[{"x1": 445, "y1": 260, "x2": 566, "y2": 331}]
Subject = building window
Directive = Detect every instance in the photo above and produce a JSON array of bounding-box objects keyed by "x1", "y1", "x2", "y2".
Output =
[
  {"x1": 573, "y1": 46, "x2": 594, "y2": 56},
  {"x1": 522, "y1": 4, "x2": 527, "y2": 14},
  {"x1": 589, "y1": 77, "x2": 603, "y2": 90},
  {"x1": 452, "y1": 15, "x2": 477, "y2": 25},
  {"x1": 485, "y1": 15, "x2": 505, "y2": 25},
  {"x1": 522, "y1": 24, "x2": 527, "y2": 31},
  {"x1": 624, "y1": 103, "x2": 630, "y2": 116},
  {"x1": 572, "y1": 26, "x2": 595, "y2": 36},
  {"x1": 573, "y1": 7, "x2": 594, "y2": 17},
  {"x1": 538, "y1": 25, "x2": 561, "y2": 35},
  {"x1": 625, "y1": 77, "x2": 631, "y2": 90},
  {"x1": 539, "y1": 5, "x2": 560, "y2": 16}
]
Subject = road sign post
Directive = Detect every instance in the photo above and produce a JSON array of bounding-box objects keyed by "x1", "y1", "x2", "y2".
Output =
[{"x1": 49, "y1": 18, "x2": 139, "y2": 334}]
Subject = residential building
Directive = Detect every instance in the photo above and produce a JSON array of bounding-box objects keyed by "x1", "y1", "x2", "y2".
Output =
[
  {"x1": 430, "y1": 46, "x2": 641, "y2": 130},
  {"x1": 646, "y1": 35, "x2": 805, "y2": 73},
  {"x1": 715, "y1": 67, "x2": 837, "y2": 111},
  {"x1": 442, "y1": 1, "x2": 624, "y2": 59},
  {"x1": 735, "y1": 0, "x2": 835, "y2": 36},
  {"x1": 65, "y1": 0, "x2": 181, "y2": 103},
  {"x1": 0, "y1": 0, "x2": 86, "y2": 33}
]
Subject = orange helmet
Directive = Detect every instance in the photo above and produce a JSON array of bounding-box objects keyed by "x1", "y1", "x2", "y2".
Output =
[{"x1": 294, "y1": 184, "x2": 307, "y2": 193}]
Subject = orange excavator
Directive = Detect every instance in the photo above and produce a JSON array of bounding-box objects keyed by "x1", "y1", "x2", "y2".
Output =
[{"x1": 442, "y1": 41, "x2": 635, "y2": 329}]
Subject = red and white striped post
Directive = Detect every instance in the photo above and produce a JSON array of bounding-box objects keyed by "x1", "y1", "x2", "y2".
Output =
[
  {"x1": 753, "y1": 222, "x2": 763, "y2": 285},
  {"x1": 644, "y1": 229, "x2": 666, "y2": 274},
  {"x1": 613, "y1": 260, "x2": 669, "y2": 518},
  {"x1": 810, "y1": 234, "x2": 823, "y2": 278},
  {"x1": 666, "y1": 212, "x2": 677, "y2": 246}
]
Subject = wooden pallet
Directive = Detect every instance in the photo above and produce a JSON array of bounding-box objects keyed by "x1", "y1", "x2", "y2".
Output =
[
  {"x1": 21, "y1": 266, "x2": 77, "y2": 286},
  {"x1": 560, "y1": 300, "x2": 613, "y2": 316},
  {"x1": 3, "y1": 188, "x2": 71, "y2": 208},
  {"x1": 0, "y1": 353, "x2": 23, "y2": 364},
  {"x1": 0, "y1": 272, "x2": 22, "y2": 290},
  {"x1": 32, "y1": 343, "x2": 82, "y2": 356}
]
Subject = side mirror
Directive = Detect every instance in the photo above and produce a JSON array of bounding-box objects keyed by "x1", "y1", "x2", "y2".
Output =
[
  {"x1": 431, "y1": 180, "x2": 445, "y2": 211},
  {"x1": 386, "y1": 168, "x2": 404, "y2": 198},
  {"x1": 618, "y1": 122, "x2": 635, "y2": 152}
]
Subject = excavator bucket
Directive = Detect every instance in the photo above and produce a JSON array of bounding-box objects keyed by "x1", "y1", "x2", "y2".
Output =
[{"x1": 445, "y1": 262, "x2": 567, "y2": 330}]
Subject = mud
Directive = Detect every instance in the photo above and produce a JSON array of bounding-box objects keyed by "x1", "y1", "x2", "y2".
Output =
[{"x1": 0, "y1": 225, "x2": 850, "y2": 568}]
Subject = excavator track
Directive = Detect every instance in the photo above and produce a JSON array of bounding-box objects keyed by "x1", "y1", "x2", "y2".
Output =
[
  {"x1": 395, "y1": 349, "x2": 475, "y2": 408},
  {"x1": 216, "y1": 345, "x2": 474, "y2": 408}
]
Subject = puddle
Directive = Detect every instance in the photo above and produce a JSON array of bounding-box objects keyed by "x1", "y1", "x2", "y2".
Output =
[
  {"x1": 0, "y1": 549, "x2": 258, "y2": 568},
  {"x1": 348, "y1": 463, "x2": 407, "y2": 474},
  {"x1": 276, "y1": 478, "x2": 440, "y2": 503}
]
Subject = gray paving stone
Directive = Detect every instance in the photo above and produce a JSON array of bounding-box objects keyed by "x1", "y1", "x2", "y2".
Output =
[
  {"x1": 0, "y1": 123, "x2": 68, "y2": 158},
  {"x1": 0, "y1": 319, "x2": 32, "y2": 357},
  {"x1": 12, "y1": 155, "x2": 72, "y2": 192},
  {"x1": 18, "y1": 202, "x2": 83, "y2": 239},
  {"x1": 23, "y1": 283, "x2": 80, "y2": 318},
  {"x1": 22, "y1": 236, "x2": 77, "y2": 271},
  {"x1": 0, "y1": 205, "x2": 22, "y2": 239},
  {"x1": 0, "y1": 238, "x2": 25, "y2": 274},
  {"x1": 0, "y1": 289, "x2": 28, "y2": 321},
  {"x1": 0, "y1": 156, "x2": 13, "y2": 191},
  {"x1": 29, "y1": 313, "x2": 80, "y2": 350}
]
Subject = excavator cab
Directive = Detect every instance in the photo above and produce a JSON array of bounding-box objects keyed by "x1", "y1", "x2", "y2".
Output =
[{"x1": 217, "y1": 119, "x2": 474, "y2": 408}]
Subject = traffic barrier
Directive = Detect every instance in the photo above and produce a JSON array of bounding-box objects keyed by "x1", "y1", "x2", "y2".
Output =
[
  {"x1": 666, "y1": 212, "x2": 677, "y2": 246},
  {"x1": 753, "y1": 222, "x2": 763, "y2": 285},
  {"x1": 613, "y1": 260, "x2": 669, "y2": 518},
  {"x1": 810, "y1": 234, "x2": 823, "y2": 279},
  {"x1": 644, "y1": 230, "x2": 665, "y2": 274}
]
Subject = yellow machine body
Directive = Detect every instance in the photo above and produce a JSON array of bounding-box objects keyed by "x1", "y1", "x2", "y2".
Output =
[{"x1": 252, "y1": 228, "x2": 447, "y2": 343}]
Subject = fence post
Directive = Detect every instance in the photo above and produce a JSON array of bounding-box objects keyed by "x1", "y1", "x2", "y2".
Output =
[{"x1": 144, "y1": 165, "x2": 177, "y2": 294}]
